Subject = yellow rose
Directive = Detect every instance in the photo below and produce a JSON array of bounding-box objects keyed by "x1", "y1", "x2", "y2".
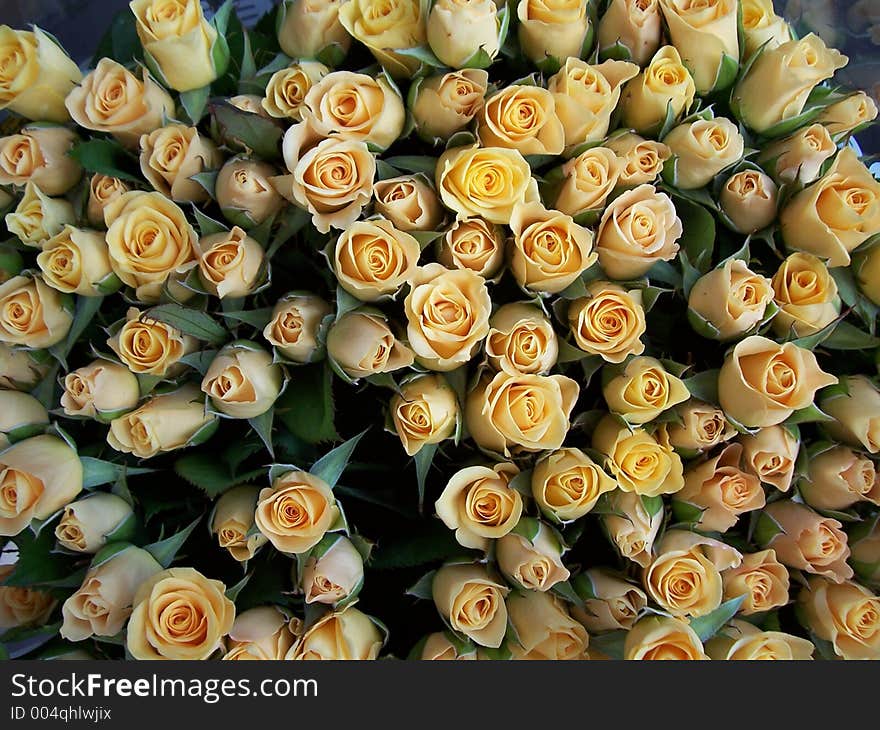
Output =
[
  {"x1": 223, "y1": 606, "x2": 299, "y2": 660},
  {"x1": 780, "y1": 148, "x2": 880, "y2": 268},
  {"x1": 593, "y1": 414, "x2": 685, "y2": 497},
  {"x1": 0, "y1": 434, "x2": 83, "y2": 537},
  {"x1": 571, "y1": 568, "x2": 647, "y2": 633},
  {"x1": 509, "y1": 201, "x2": 597, "y2": 294},
  {"x1": 5, "y1": 181, "x2": 75, "y2": 247},
  {"x1": 107, "y1": 384, "x2": 216, "y2": 459},
  {"x1": 211, "y1": 485, "x2": 267, "y2": 562},
  {"x1": 255, "y1": 469, "x2": 339, "y2": 554},
  {"x1": 417, "y1": 632, "x2": 477, "y2": 660},
  {"x1": 334, "y1": 217, "x2": 420, "y2": 301},
  {"x1": 54, "y1": 493, "x2": 133, "y2": 554},
  {"x1": 278, "y1": 0, "x2": 350, "y2": 58},
  {"x1": 0, "y1": 566, "x2": 56, "y2": 630},
  {"x1": 130, "y1": 0, "x2": 222, "y2": 92},
  {"x1": 37, "y1": 226, "x2": 115, "y2": 297},
  {"x1": 87, "y1": 174, "x2": 130, "y2": 228},
  {"x1": 0, "y1": 274, "x2": 72, "y2": 349},
  {"x1": 390, "y1": 374, "x2": 459, "y2": 456},
  {"x1": 516, "y1": 0, "x2": 592, "y2": 64},
  {"x1": 597, "y1": 0, "x2": 662, "y2": 66},
  {"x1": 605, "y1": 132, "x2": 671, "y2": 187},
  {"x1": 411, "y1": 69, "x2": 489, "y2": 142},
  {"x1": 262, "y1": 62, "x2": 328, "y2": 120},
  {"x1": 718, "y1": 336, "x2": 838, "y2": 428},
  {"x1": 619, "y1": 45, "x2": 696, "y2": 134},
  {"x1": 0, "y1": 125, "x2": 81, "y2": 195},
  {"x1": 737, "y1": 424, "x2": 799, "y2": 492},
  {"x1": 706, "y1": 620, "x2": 814, "y2": 660},
  {"x1": 139, "y1": 124, "x2": 222, "y2": 204},
  {"x1": 552, "y1": 146, "x2": 622, "y2": 217},
  {"x1": 624, "y1": 615, "x2": 708, "y2": 660},
  {"x1": 0, "y1": 343, "x2": 49, "y2": 390},
  {"x1": 741, "y1": 0, "x2": 791, "y2": 59},
  {"x1": 820, "y1": 375, "x2": 880, "y2": 454},
  {"x1": 290, "y1": 606, "x2": 384, "y2": 660},
  {"x1": 733, "y1": 33, "x2": 848, "y2": 133},
  {"x1": 435, "y1": 462, "x2": 522, "y2": 549},
  {"x1": 602, "y1": 489, "x2": 663, "y2": 567},
  {"x1": 816, "y1": 92, "x2": 879, "y2": 137},
  {"x1": 216, "y1": 157, "x2": 285, "y2": 229},
  {"x1": 758, "y1": 123, "x2": 836, "y2": 185},
  {"x1": 603, "y1": 356, "x2": 689, "y2": 425},
  {"x1": 596, "y1": 184, "x2": 682, "y2": 280},
  {"x1": 427, "y1": 0, "x2": 501, "y2": 69},
  {"x1": 262, "y1": 294, "x2": 331, "y2": 363},
  {"x1": 771, "y1": 252, "x2": 839, "y2": 337},
  {"x1": 675, "y1": 442, "x2": 766, "y2": 532},
  {"x1": 301, "y1": 535, "x2": 364, "y2": 605},
  {"x1": 436, "y1": 144, "x2": 539, "y2": 225},
  {"x1": 338, "y1": 0, "x2": 427, "y2": 78},
  {"x1": 485, "y1": 303, "x2": 558, "y2": 376},
  {"x1": 432, "y1": 563, "x2": 509, "y2": 648},
  {"x1": 664, "y1": 401, "x2": 735, "y2": 454},
  {"x1": 108, "y1": 307, "x2": 196, "y2": 377},
  {"x1": 688, "y1": 258, "x2": 774, "y2": 341},
  {"x1": 202, "y1": 343, "x2": 284, "y2": 419},
  {"x1": 722, "y1": 549, "x2": 789, "y2": 615},
  {"x1": 477, "y1": 84, "x2": 564, "y2": 156},
  {"x1": 465, "y1": 371, "x2": 579, "y2": 456},
  {"x1": 436, "y1": 217, "x2": 505, "y2": 278},
  {"x1": 196, "y1": 226, "x2": 265, "y2": 299},
  {"x1": 61, "y1": 359, "x2": 139, "y2": 421},
  {"x1": 532, "y1": 447, "x2": 617, "y2": 523},
  {"x1": 404, "y1": 263, "x2": 491, "y2": 371},
  {"x1": 800, "y1": 445, "x2": 878, "y2": 511},
  {"x1": 720, "y1": 170, "x2": 778, "y2": 234},
  {"x1": 373, "y1": 175, "x2": 442, "y2": 233},
  {"x1": 568, "y1": 282, "x2": 646, "y2": 363},
  {"x1": 326, "y1": 310, "x2": 414, "y2": 379},
  {"x1": 798, "y1": 577, "x2": 880, "y2": 660},
  {"x1": 664, "y1": 117, "x2": 744, "y2": 190},
  {"x1": 104, "y1": 191, "x2": 198, "y2": 303},
  {"x1": 0, "y1": 391, "x2": 47, "y2": 448},
  {"x1": 497, "y1": 521, "x2": 570, "y2": 592},
  {"x1": 508, "y1": 590, "x2": 588, "y2": 660}
]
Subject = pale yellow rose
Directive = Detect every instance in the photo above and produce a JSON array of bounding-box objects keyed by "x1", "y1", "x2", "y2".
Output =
[
  {"x1": 737, "y1": 424, "x2": 799, "y2": 492},
  {"x1": 432, "y1": 563, "x2": 509, "y2": 648},
  {"x1": 532, "y1": 447, "x2": 617, "y2": 523},
  {"x1": 664, "y1": 401, "x2": 735, "y2": 454},
  {"x1": 211, "y1": 485, "x2": 267, "y2": 562},
  {"x1": 326, "y1": 310, "x2": 414, "y2": 379},
  {"x1": 411, "y1": 69, "x2": 489, "y2": 142},
  {"x1": 758, "y1": 123, "x2": 836, "y2": 185},
  {"x1": 619, "y1": 45, "x2": 696, "y2": 134},
  {"x1": 0, "y1": 125, "x2": 81, "y2": 195},
  {"x1": 605, "y1": 132, "x2": 671, "y2": 187},
  {"x1": 255, "y1": 470, "x2": 339, "y2": 554},
  {"x1": 107, "y1": 385, "x2": 216, "y2": 459},
  {"x1": 417, "y1": 632, "x2": 477, "y2": 660},
  {"x1": 202, "y1": 344, "x2": 284, "y2": 419},
  {"x1": 290, "y1": 606, "x2": 383, "y2": 660},
  {"x1": 664, "y1": 117, "x2": 744, "y2": 190},
  {"x1": 0, "y1": 391, "x2": 47, "y2": 448},
  {"x1": 485, "y1": 303, "x2": 558, "y2": 376},
  {"x1": 517, "y1": 0, "x2": 592, "y2": 64},
  {"x1": 436, "y1": 217, "x2": 505, "y2": 278},
  {"x1": 263, "y1": 294, "x2": 331, "y2": 363},
  {"x1": 720, "y1": 170, "x2": 778, "y2": 234},
  {"x1": 0, "y1": 343, "x2": 49, "y2": 390},
  {"x1": 61, "y1": 360, "x2": 139, "y2": 421},
  {"x1": 568, "y1": 282, "x2": 646, "y2": 363},
  {"x1": 801, "y1": 445, "x2": 878, "y2": 511},
  {"x1": 54, "y1": 493, "x2": 133, "y2": 554},
  {"x1": 466, "y1": 371, "x2": 579, "y2": 456},
  {"x1": 816, "y1": 92, "x2": 879, "y2": 137},
  {"x1": 733, "y1": 33, "x2": 848, "y2": 133},
  {"x1": 741, "y1": 0, "x2": 791, "y2": 59},
  {"x1": 571, "y1": 568, "x2": 647, "y2": 633},
  {"x1": 87, "y1": 174, "x2": 130, "y2": 228},
  {"x1": 624, "y1": 615, "x2": 708, "y2": 659},
  {"x1": 427, "y1": 0, "x2": 501, "y2": 68},
  {"x1": 477, "y1": 84, "x2": 565, "y2": 156},
  {"x1": 390, "y1": 374, "x2": 459, "y2": 456},
  {"x1": 223, "y1": 606, "x2": 299, "y2": 660},
  {"x1": 0, "y1": 434, "x2": 83, "y2": 537},
  {"x1": 302, "y1": 535, "x2": 364, "y2": 605},
  {"x1": 0, "y1": 274, "x2": 72, "y2": 349},
  {"x1": 706, "y1": 620, "x2": 814, "y2": 660},
  {"x1": 771, "y1": 252, "x2": 840, "y2": 337},
  {"x1": 820, "y1": 376, "x2": 880, "y2": 454},
  {"x1": 37, "y1": 226, "x2": 115, "y2": 297},
  {"x1": 216, "y1": 157, "x2": 285, "y2": 228},
  {"x1": 277, "y1": 0, "x2": 351, "y2": 60},
  {"x1": 553, "y1": 146, "x2": 622, "y2": 218},
  {"x1": 508, "y1": 590, "x2": 588, "y2": 660},
  {"x1": 5, "y1": 181, "x2": 75, "y2": 247},
  {"x1": 139, "y1": 124, "x2": 222, "y2": 204},
  {"x1": 262, "y1": 62, "x2": 328, "y2": 120},
  {"x1": 497, "y1": 522, "x2": 569, "y2": 592},
  {"x1": 338, "y1": 0, "x2": 427, "y2": 78},
  {"x1": 718, "y1": 336, "x2": 838, "y2": 428},
  {"x1": 602, "y1": 489, "x2": 663, "y2": 568},
  {"x1": 798, "y1": 576, "x2": 880, "y2": 660},
  {"x1": 435, "y1": 462, "x2": 522, "y2": 549},
  {"x1": 597, "y1": 0, "x2": 662, "y2": 66},
  {"x1": 722, "y1": 549, "x2": 790, "y2": 615},
  {"x1": 603, "y1": 356, "x2": 689, "y2": 425},
  {"x1": 107, "y1": 307, "x2": 196, "y2": 377},
  {"x1": 688, "y1": 259, "x2": 774, "y2": 341},
  {"x1": 374, "y1": 175, "x2": 444, "y2": 232},
  {"x1": 0, "y1": 565, "x2": 56, "y2": 630},
  {"x1": 196, "y1": 227, "x2": 265, "y2": 299}
]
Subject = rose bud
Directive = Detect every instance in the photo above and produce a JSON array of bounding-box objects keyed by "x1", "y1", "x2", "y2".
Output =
[
  {"x1": 333, "y1": 217, "x2": 421, "y2": 302},
  {"x1": 552, "y1": 146, "x2": 622, "y2": 217},
  {"x1": 722, "y1": 549, "x2": 790, "y2": 615},
  {"x1": 5, "y1": 181, "x2": 75, "y2": 247},
  {"x1": 0, "y1": 434, "x2": 82, "y2": 537},
  {"x1": 223, "y1": 606, "x2": 300, "y2": 660},
  {"x1": 256, "y1": 469, "x2": 339, "y2": 554},
  {"x1": 37, "y1": 226, "x2": 116, "y2": 297},
  {"x1": 597, "y1": 0, "x2": 662, "y2": 65},
  {"x1": 497, "y1": 519, "x2": 569, "y2": 592},
  {"x1": 433, "y1": 563, "x2": 509, "y2": 648},
  {"x1": 674, "y1": 443, "x2": 766, "y2": 533},
  {"x1": 644, "y1": 530, "x2": 742, "y2": 617},
  {"x1": 508, "y1": 590, "x2": 588, "y2": 660},
  {"x1": 720, "y1": 170, "x2": 778, "y2": 234},
  {"x1": 107, "y1": 385, "x2": 217, "y2": 459},
  {"x1": 466, "y1": 372, "x2": 579, "y2": 456},
  {"x1": 126, "y1": 567, "x2": 235, "y2": 660},
  {"x1": 602, "y1": 356, "x2": 689, "y2": 425},
  {"x1": 532, "y1": 447, "x2": 617, "y2": 523},
  {"x1": 800, "y1": 445, "x2": 879, "y2": 511},
  {"x1": 571, "y1": 568, "x2": 648, "y2": 633},
  {"x1": 411, "y1": 69, "x2": 489, "y2": 142},
  {"x1": 262, "y1": 62, "x2": 328, "y2": 120},
  {"x1": 593, "y1": 414, "x2": 684, "y2": 497},
  {"x1": 62, "y1": 360, "x2": 139, "y2": 422},
  {"x1": 855, "y1": 243, "x2": 880, "y2": 306},
  {"x1": 263, "y1": 294, "x2": 331, "y2": 363},
  {"x1": 605, "y1": 133, "x2": 671, "y2": 187},
  {"x1": 0, "y1": 565, "x2": 57, "y2": 630},
  {"x1": 373, "y1": 175, "x2": 444, "y2": 232},
  {"x1": 65, "y1": 58, "x2": 174, "y2": 148},
  {"x1": 477, "y1": 84, "x2": 565, "y2": 156},
  {"x1": 390, "y1": 374, "x2": 459, "y2": 456},
  {"x1": 202, "y1": 343, "x2": 284, "y2": 420},
  {"x1": 436, "y1": 217, "x2": 505, "y2": 278},
  {"x1": 688, "y1": 259, "x2": 774, "y2": 340},
  {"x1": 427, "y1": 0, "x2": 501, "y2": 69},
  {"x1": 211, "y1": 485, "x2": 267, "y2": 562},
  {"x1": 405, "y1": 264, "x2": 491, "y2": 371},
  {"x1": 516, "y1": 0, "x2": 592, "y2": 66},
  {"x1": 140, "y1": 125, "x2": 222, "y2": 204},
  {"x1": 602, "y1": 490, "x2": 663, "y2": 568},
  {"x1": 849, "y1": 518, "x2": 880, "y2": 585},
  {"x1": 706, "y1": 620, "x2": 814, "y2": 660},
  {"x1": 771, "y1": 253, "x2": 840, "y2": 338},
  {"x1": 301, "y1": 534, "x2": 365, "y2": 605},
  {"x1": 0, "y1": 25, "x2": 81, "y2": 122},
  {"x1": 0, "y1": 391, "x2": 47, "y2": 448},
  {"x1": 87, "y1": 174, "x2": 130, "y2": 227},
  {"x1": 278, "y1": 0, "x2": 352, "y2": 60},
  {"x1": 338, "y1": 0, "x2": 427, "y2": 78},
  {"x1": 733, "y1": 34, "x2": 847, "y2": 133},
  {"x1": 416, "y1": 632, "x2": 477, "y2": 660},
  {"x1": 737, "y1": 425, "x2": 799, "y2": 492},
  {"x1": 664, "y1": 401, "x2": 735, "y2": 455},
  {"x1": 327, "y1": 311, "x2": 414, "y2": 380},
  {"x1": 54, "y1": 493, "x2": 134, "y2": 554},
  {"x1": 758, "y1": 123, "x2": 836, "y2": 185},
  {"x1": 509, "y1": 202, "x2": 597, "y2": 294},
  {"x1": 485, "y1": 303, "x2": 557, "y2": 376},
  {"x1": 798, "y1": 577, "x2": 880, "y2": 660},
  {"x1": 196, "y1": 227, "x2": 265, "y2": 299},
  {"x1": 0, "y1": 125, "x2": 81, "y2": 195},
  {"x1": 289, "y1": 605, "x2": 384, "y2": 660},
  {"x1": 0, "y1": 275, "x2": 72, "y2": 349},
  {"x1": 619, "y1": 46, "x2": 696, "y2": 134},
  {"x1": 759, "y1": 500, "x2": 853, "y2": 583},
  {"x1": 665, "y1": 117, "x2": 744, "y2": 190},
  {"x1": 624, "y1": 615, "x2": 708, "y2": 660},
  {"x1": 816, "y1": 92, "x2": 879, "y2": 137},
  {"x1": 741, "y1": 0, "x2": 791, "y2": 59},
  {"x1": 0, "y1": 343, "x2": 49, "y2": 390},
  {"x1": 719, "y1": 336, "x2": 837, "y2": 429},
  {"x1": 568, "y1": 282, "x2": 646, "y2": 363},
  {"x1": 820, "y1": 375, "x2": 880, "y2": 454},
  {"x1": 108, "y1": 307, "x2": 197, "y2": 377},
  {"x1": 217, "y1": 157, "x2": 284, "y2": 229}
]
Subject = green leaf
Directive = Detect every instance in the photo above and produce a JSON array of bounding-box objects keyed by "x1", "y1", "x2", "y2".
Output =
[
  {"x1": 248, "y1": 408, "x2": 275, "y2": 458},
  {"x1": 786, "y1": 403, "x2": 833, "y2": 425},
  {"x1": 81, "y1": 457, "x2": 156, "y2": 489},
  {"x1": 145, "y1": 516, "x2": 201, "y2": 568},
  {"x1": 414, "y1": 442, "x2": 439, "y2": 513},
  {"x1": 143, "y1": 304, "x2": 228, "y2": 345},
  {"x1": 711, "y1": 53, "x2": 740, "y2": 92},
  {"x1": 180, "y1": 85, "x2": 211, "y2": 125},
  {"x1": 382, "y1": 156, "x2": 438, "y2": 176},
  {"x1": 822, "y1": 321, "x2": 880, "y2": 350},
  {"x1": 677, "y1": 200, "x2": 716, "y2": 272},
  {"x1": 689, "y1": 595, "x2": 746, "y2": 642},
  {"x1": 192, "y1": 205, "x2": 228, "y2": 237},
  {"x1": 641, "y1": 495, "x2": 665, "y2": 518},
  {"x1": 589, "y1": 630, "x2": 627, "y2": 660},
  {"x1": 310, "y1": 429, "x2": 367, "y2": 488},
  {"x1": 392, "y1": 45, "x2": 445, "y2": 68},
  {"x1": 671, "y1": 499, "x2": 706, "y2": 526},
  {"x1": 335, "y1": 286, "x2": 362, "y2": 321},
  {"x1": 68, "y1": 140, "x2": 141, "y2": 183},
  {"x1": 2, "y1": 623, "x2": 61, "y2": 659},
  {"x1": 225, "y1": 573, "x2": 251, "y2": 602},
  {"x1": 406, "y1": 570, "x2": 437, "y2": 600},
  {"x1": 683, "y1": 369, "x2": 720, "y2": 405},
  {"x1": 211, "y1": 102, "x2": 283, "y2": 160},
  {"x1": 371, "y1": 524, "x2": 464, "y2": 570},
  {"x1": 178, "y1": 349, "x2": 218, "y2": 376},
  {"x1": 190, "y1": 171, "x2": 219, "y2": 200},
  {"x1": 49, "y1": 294, "x2": 103, "y2": 367},
  {"x1": 3, "y1": 529, "x2": 68, "y2": 587},
  {"x1": 174, "y1": 453, "x2": 264, "y2": 498},
  {"x1": 92, "y1": 8, "x2": 142, "y2": 67}
]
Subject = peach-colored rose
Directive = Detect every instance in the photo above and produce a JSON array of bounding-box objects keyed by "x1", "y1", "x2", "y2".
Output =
[
  {"x1": 798, "y1": 576, "x2": 880, "y2": 660},
  {"x1": 568, "y1": 282, "x2": 646, "y2": 363},
  {"x1": 722, "y1": 549, "x2": 790, "y2": 615}
]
